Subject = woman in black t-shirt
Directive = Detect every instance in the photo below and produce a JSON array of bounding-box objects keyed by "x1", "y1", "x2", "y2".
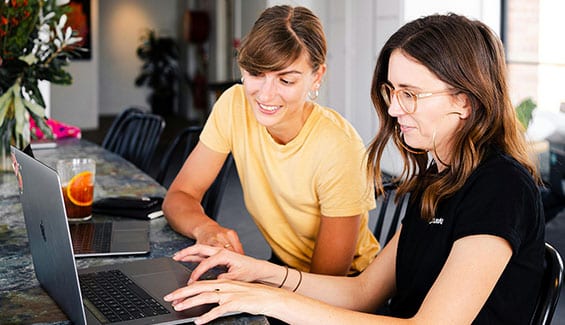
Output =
[{"x1": 163, "y1": 13, "x2": 545, "y2": 324}]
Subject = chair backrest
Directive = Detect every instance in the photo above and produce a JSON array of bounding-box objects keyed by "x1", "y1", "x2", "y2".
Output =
[
  {"x1": 156, "y1": 125, "x2": 202, "y2": 188},
  {"x1": 373, "y1": 179, "x2": 409, "y2": 246},
  {"x1": 101, "y1": 106, "x2": 145, "y2": 149},
  {"x1": 530, "y1": 242, "x2": 564, "y2": 325},
  {"x1": 155, "y1": 126, "x2": 235, "y2": 220},
  {"x1": 103, "y1": 112, "x2": 165, "y2": 173},
  {"x1": 201, "y1": 154, "x2": 234, "y2": 220}
]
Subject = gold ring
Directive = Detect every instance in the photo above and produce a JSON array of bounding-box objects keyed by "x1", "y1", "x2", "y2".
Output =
[{"x1": 224, "y1": 243, "x2": 232, "y2": 248}]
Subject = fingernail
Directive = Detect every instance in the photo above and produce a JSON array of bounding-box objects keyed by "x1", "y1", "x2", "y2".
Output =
[{"x1": 163, "y1": 294, "x2": 171, "y2": 301}]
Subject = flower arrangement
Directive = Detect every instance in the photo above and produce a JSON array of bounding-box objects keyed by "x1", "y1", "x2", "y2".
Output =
[{"x1": 0, "y1": 0, "x2": 83, "y2": 155}]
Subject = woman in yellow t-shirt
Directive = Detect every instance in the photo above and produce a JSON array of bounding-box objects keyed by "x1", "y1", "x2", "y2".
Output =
[{"x1": 163, "y1": 5, "x2": 379, "y2": 275}]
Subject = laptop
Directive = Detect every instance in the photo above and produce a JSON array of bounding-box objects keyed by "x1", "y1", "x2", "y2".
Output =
[
  {"x1": 12, "y1": 145, "x2": 228, "y2": 324},
  {"x1": 17, "y1": 145, "x2": 150, "y2": 257}
]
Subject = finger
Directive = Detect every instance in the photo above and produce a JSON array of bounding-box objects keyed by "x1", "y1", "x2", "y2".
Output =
[
  {"x1": 173, "y1": 244, "x2": 220, "y2": 261},
  {"x1": 168, "y1": 289, "x2": 238, "y2": 325},
  {"x1": 164, "y1": 280, "x2": 217, "y2": 302},
  {"x1": 170, "y1": 290, "x2": 220, "y2": 311},
  {"x1": 189, "y1": 253, "x2": 230, "y2": 283},
  {"x1": 194, "y1": 304, "x2": 236, "y2": 325},
  {"x1": 226, "y1": 231, "x2": 245, "y2": 254}
]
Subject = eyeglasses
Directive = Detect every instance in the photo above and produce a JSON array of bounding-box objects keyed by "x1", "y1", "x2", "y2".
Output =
[{"x1": 380, "y1": 83, "x2": 455, "y2": 114}]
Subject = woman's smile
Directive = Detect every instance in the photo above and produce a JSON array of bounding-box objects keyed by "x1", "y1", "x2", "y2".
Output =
[{"x1": 257, "y1": 101, "x2": 282, "y2": 114}]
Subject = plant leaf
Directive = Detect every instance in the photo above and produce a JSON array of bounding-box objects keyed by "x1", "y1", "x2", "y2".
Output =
[
  {"x1": 0, "y1": 90, "x2": 14, "y2": 128},
  {"x1": 23, "y1": 99, "x2": 46, "y2": 118},
  {"x1": 13, "y1": 87, "x2": 26, "y2": 137}
]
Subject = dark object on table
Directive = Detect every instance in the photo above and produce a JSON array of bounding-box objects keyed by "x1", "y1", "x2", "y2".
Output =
[{"x1": 93, "y1": 196, "x2": 163, "y2": 220}]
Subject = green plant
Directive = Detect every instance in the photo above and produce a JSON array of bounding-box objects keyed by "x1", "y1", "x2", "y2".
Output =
[
  {"x1": 0, "y1": 0, "x2": 83, "y2": 149},
  {"x1": 135, "y1": 30, "x2": 181, "y2": 116},
  {"x1": 516, "y1": 97, "x2": 537, "y2": 130}
]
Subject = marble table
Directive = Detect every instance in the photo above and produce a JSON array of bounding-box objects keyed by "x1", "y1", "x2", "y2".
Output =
[{"x1": 0, "y1": 139, "x2": 268, "y2": 325}]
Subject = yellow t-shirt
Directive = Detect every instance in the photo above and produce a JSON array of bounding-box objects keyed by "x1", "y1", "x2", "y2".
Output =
[{"x1": 201, "y1": 85, "x2": 379, "y2": 273}]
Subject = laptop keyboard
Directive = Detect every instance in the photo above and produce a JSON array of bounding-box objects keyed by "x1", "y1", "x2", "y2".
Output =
[
  {"x1": 79, "y1": 269, "x2": 170, "y2": 323},
  {"x1": 69, "y1": 222, "x2": 112, "y2": 254}
]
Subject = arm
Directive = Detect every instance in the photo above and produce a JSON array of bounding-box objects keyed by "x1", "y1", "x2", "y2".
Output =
[
  {"x1": 310, "y1": 215, "x2": 361, "y2": 275},
  {"x1": 166, "y1": 233, "x2": 511, "y2": 324},
  {"x1": 162, "y1": 142, "x2": 244, "y2": 253},
  {"x1": 410, "y1": 234, "x2": 512, "y2": 323},
  {"x1": 165, "y1": 232, "x2": 399, "y2": 323}
]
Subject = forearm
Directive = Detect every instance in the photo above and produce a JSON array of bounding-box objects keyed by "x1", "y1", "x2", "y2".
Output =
[
  {"x1": 162, "y1": 190, "x2": 218, "y2": 239},
  {"x1": 268, "y1": 290, "x2": 407, "y2": 325},
  {"x1": 260, "y1": 262, "x2": 376, "y2": 312},
  {"x1": 275, "y1": 235, "x2": 399, "y2": 313}
]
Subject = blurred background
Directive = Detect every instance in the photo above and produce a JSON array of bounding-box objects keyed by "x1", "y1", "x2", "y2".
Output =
[{"x1": 46, "y1": 1, "x2": 564, "y2": 173}]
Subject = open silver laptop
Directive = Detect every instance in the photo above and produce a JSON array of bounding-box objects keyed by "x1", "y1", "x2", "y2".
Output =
[
  {"x1": 18, "y1": 145, "x2": 150, "y2": 257},
  {"x1": 12, "y1": 146, "x2": 226, "y2": 324}
]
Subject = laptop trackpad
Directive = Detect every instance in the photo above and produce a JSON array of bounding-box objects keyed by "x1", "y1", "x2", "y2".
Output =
[
  {"x1": 111, "y1": 220, "x2": 150, "y2": 253},
  {"x1": 126, "y1": 258, "x2": 217, "y2": 317}
]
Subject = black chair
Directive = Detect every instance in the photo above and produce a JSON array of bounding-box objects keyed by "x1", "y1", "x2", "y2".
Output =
[
  {"x1": 155, "y1": 125, "x2": 203, "y2": 188},
  {"x1": 530, "y1": 242, "x2": 564, "y2": 325},
  {"x1": 102, "y1": 111, "x2": 165, "y2": 173},
  {"x1": 373, "y1": 178, "x2": 409, "y2": 246},
  {"x1": 155, "y1": 126, "x2": 235, "y2": 220},
  {"x1": 101, "y1": 107, "x2": 145, "y2": 149}
]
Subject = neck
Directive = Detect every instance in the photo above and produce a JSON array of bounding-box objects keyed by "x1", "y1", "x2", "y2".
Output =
[{"x1": 268, "y1": 102, "x2": 314, "y2": 145}]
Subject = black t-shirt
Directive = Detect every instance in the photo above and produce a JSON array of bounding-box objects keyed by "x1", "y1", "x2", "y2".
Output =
[{"x1": 389, "y1": 151, "x2": 545, "y2": 324}]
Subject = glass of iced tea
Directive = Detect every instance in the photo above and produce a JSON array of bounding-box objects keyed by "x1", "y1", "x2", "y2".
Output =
[{"x1": 57, "y1": 158, "x2": 96, "y2": 221}]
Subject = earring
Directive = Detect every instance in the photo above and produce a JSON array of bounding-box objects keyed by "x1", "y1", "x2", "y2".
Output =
[
  {"x1": 431, "y1": 127, "x2": 450, "y2": 167},
  {"x1": 429, "y1": 111, "x2": 461, "y2": 167},
  {"x1": 240, "y1": 77, "x2": 245, "y2": 83},
  {"x1": 308, "y1": 84, "x2": 320, "y2": 101},
  {"x1": 395, "y1": 126, "x2": 427, "y2": 155}
]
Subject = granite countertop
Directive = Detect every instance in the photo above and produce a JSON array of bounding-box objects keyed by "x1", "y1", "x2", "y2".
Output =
[{"x1": 0, "y1": 139, "x2": 268, "y2": 325}]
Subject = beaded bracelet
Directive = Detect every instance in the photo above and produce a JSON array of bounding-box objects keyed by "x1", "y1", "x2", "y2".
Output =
[
  {"x1": 292, "y1": 269, "x2": 303, "y2": 292},
  {"x1": 278, "y1": 265, "x2": 289, "y2": 288}
]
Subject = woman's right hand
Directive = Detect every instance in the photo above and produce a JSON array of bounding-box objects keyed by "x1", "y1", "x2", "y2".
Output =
[
  {"x1": 192, "y1": 223, "x2": 244, "y2": 254},
  {"x1": 173, "y1": 244, "x2": 277, "y2": 284}
]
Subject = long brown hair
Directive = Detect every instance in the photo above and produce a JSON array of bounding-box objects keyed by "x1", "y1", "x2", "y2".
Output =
[
  {"x1": 237, "y1": 5, "x2": 326, "y2": 73},
  {"x1": 367, "y1": 14, "x2": 540, "y2": 221}
]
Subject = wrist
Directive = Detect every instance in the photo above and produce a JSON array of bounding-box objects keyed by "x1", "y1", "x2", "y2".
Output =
[
  {"x1": 192, "y1": 219, "x2": 219, "y2": 239},
  {"x1": 259, "y1": 262, "x2": 302, "y2": 292},
  {"x1": 258, "y1": 261, "x2": 289, "y2": 287}
]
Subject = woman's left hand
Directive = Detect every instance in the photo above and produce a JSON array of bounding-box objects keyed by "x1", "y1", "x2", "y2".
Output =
[{"x1": 164, "y1": 279, "x2": 286, "y2": 324}]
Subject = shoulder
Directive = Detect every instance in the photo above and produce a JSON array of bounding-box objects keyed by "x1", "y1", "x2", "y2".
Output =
[
  {"x1": 215, "y1": 84, "x2": 247, "y2": 110},
  {"x1": 466, "y1": 151, "x2": 538, "y2": 193},
  {"x1": 310, "y1": 105, "x2": 365, "y2": 146},
  {"x1": 447, "y1": 150, "x2": 544, "y2": 254},
  {"x1": 209, "y1": 84, "x2": 253, "y2": 127}
]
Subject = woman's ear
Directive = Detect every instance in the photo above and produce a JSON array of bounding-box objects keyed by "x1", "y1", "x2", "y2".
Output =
[
  {"x1": 313, "y1": 64, "x2": 327, "y2": 86},
  {"x1": 453, "y1": 93, "x2": 471, "y2": 119}
]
